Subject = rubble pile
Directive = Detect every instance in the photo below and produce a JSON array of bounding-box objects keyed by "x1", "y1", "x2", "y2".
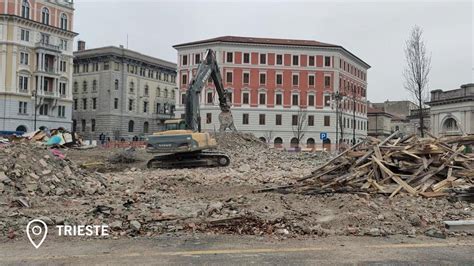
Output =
[
  {"x1": 262, "y1": 132, "x2": 474, "y2": 198},
  {"x1": 0, "y1": 142, "x2": 107, "y2": 200}
]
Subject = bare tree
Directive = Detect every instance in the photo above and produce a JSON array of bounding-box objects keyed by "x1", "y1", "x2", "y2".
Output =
[
  {"x1": 403, "y1": 25, "x2": 431, "y2": 137},
  {"x1": 292, "y1": 108, "x2": 307, "y2": 148}
]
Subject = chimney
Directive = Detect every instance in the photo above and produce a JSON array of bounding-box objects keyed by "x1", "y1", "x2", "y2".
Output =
[{"x1": 77, "y1": 40, "x2": 86, "y2": 51}]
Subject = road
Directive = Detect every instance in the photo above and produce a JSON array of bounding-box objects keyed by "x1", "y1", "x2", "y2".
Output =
[{"x1": 1, "y1": 234, "x2": 473, "y2": 265}]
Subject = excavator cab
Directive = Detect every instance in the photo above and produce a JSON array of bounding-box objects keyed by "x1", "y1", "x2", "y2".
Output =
[{"x1": 163, "y1": 119, "x2": 187, "y2": 131}]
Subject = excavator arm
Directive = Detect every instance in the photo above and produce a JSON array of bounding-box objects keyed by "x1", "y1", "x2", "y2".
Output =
[{"x1": 184, "y1": 49, "x2": 236, "y2": 132}]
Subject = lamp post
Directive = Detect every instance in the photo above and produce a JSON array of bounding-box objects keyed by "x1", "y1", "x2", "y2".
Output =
[
  {"x1": 333, "y1": 91, "x2": 342, "y2": 151},
  {"x1": 352, "y1": 86, "x2": 356, "y2": 145}
]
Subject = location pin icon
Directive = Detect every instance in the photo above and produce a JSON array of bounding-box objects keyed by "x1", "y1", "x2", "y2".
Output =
[{"x1": 26, "y1": 219, "x2": 48, "y2": 249}]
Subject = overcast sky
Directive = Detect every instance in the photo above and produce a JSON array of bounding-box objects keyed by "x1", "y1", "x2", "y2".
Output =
[{"x1": 74, "y1": 0, "x2": 473, "y2": 103}]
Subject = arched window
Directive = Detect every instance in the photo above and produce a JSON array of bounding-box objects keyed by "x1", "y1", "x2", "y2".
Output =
[
  {"x1": 306, "y1": 138, "x2": 315, "y2": 148},
  {"x1": 157, "y1": 87, "x2": 161, "y2": 97},
  {"x1": 82, "y1": 81, "x2": 87, "y2": 92},
  {"x1": 41, "y1": 7, "x2": 50, "y2": 25},
  {"x1": 290, "y1": 137, "x2": 299, "y2": 148},
  {"x1": 128, "y1": 120, "x2": 134, "y2": 132},
  {"x1": 16, "y1": 125, "x2": 27, "y2": 132},
  {"x1": 443, "y1": 118, "x2": 459, "y2": 132},
  {"x1": 143, "y1": 122, "x2": 149, "y2": 134},
  {"x1": 171, "y1": 89, "x2": 175, "y2": 99},
  {"x1": 274, "y1": 137, "x2": 283, "y2": 148},
  {"x1": 60, "y1": 13, "x2": 68, "y2": 30},
  {"x1": 21, "y1": 0, "x2": 30, "y2": 19},
  {"x1": 114, "y1": 79, "x2": 119, "y2": 90},
  {"x1": 259, "y1": 137, "x2": 266, "y2": 143},
  {"x1": 164, "y1": 88, "x2": 168, "y2": 98},
  {"x1": 129, "y1": 81, "x2": 134, "y2": 93},
  {"x1": 92, "y1": 80, "x2": 97, "y2": 91}
]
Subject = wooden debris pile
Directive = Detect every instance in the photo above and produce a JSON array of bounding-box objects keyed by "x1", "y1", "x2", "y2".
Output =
[{"x1": 261, "y1": 132, "x2": 474, "y2": 198}]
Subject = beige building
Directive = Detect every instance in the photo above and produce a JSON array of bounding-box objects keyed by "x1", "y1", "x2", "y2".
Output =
[
  {"x1": 427, "y1": 83, "x2": 474, "y2": 136},
  {"x1": 72, "y1": 44, "x2": 177, "y2": 140},
  {"x1": 0, "y1": 0, "x2": 77, "y2": 132},
  {"x1": 367, "y1": 105, "x2": 393, "y2": 138}
]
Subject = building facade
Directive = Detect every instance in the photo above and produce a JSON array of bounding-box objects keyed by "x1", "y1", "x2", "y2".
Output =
[
  {"x1": 427, "y1": 83, "x2": 474, "y2": 137},
  {"x1": 72, "y1": 44, "x2": 177, "y2": 140},
  {"x1": 0, "y1": 0, "x2": 76, "y2": 132},
  {"x1": 367, "y1": 105, "x2": 393, "y2": 139},
  {"x1": 174, "y1": 36, "x2": 370, "y2": 148}
]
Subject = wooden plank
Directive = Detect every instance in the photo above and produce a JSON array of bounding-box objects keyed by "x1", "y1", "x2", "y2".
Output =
[
  {"x1": 389, "y1": 185, "x2": 403, "y2": 198},
  {"x1": 372, "y1": 155, "x2": 417, "y2": 195},
  {"x1": 353, "y1": 131, "x2": 400, "y2": 168}
]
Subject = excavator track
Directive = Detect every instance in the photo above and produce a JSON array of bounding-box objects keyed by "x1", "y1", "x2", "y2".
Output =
[{"x1": 147, "y1": 150, "x2": 230, "y2": 169}]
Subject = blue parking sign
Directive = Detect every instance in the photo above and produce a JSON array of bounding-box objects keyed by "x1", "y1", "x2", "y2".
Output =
[{"x1": 320, "y1": 132, "x2": 327, "y2": 140}]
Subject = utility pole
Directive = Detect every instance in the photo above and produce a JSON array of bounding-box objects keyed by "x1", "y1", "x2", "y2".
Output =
[
  {"x1": 32, "y1": 90, "x2": 38, "y2": 130},
  {"x1": 333, "y1": 91, "x2": 342, "y2": 151},
  {"x1": 352, "y1": 85, "x2": 356, "y2": 145}
]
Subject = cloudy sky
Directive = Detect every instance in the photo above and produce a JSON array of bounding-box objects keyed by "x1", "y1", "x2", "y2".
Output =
[{"x1": 74, "y1": 0, "x2": 473, "y2": 102}]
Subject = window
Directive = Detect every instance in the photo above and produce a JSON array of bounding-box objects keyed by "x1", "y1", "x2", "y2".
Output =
[
  {"x1": 242, "y1": 92, "x2": 249, "y2": 104},
  {"x1": 181, "y1": 93, "x2": 186, "y2": 105},
  {"x1": 20, "y1": 29, "x2": 29, "y2": 41},
  {"x1": 276, "y1": 54, "x2": 283, "y2": 65},
  {"x1": 275, "y1": 94, "x2": 282, "y2": 105},
  {"x1": 156, "y1": 103, "x2": 161, "y2": 113},
  {"x1": 259, "y1": 53, "x2": 266, "y2": 64},
  {"x1": 226, "y1": 72, "x2": 233, "y2": 83},
  {"x1": 182, "y1": 55, "x2": 188, "y2": 66},
  {"x1": 292, "y1": 94, "x2": 299, "y2": 106},
  {"x1": 206, "y1": 113, "x2": 212, "y2": 124},
  {"x1": 259, "y1": 93, "x2": 266, "y2": 105},
  {"x1": 103, "y1": 62, "x2": 109, "y2": 70},
  {"x1": 308, "y1": 56, "x2": 315, "y2": 66},
  {"x1": 206, "y1": 91, "x2": 213, "y2": 104},
  {"x1": 74, "y1": 99, "x2": 78, "y2": 110},
  {"x1": 324, "y1": 56, "x2": 331, "y2": 67},
  {"x1": 276, "y1": 114, "x2": 282, "y2": 125},
  {"x1": 195, "y1": 54, "x2": 201, "y2": 64},
  {"x1": 242, "y1": 113, "x2": 249, "y2": 125},
  {"x1": 18, "y1": 76, "x2": 28, "y2": 91},
  {"x1": 60, "y1": 13, "x2": 68, "y2": 30},
  {"x1": 59, "y1": 82, "x2": 66, "y2": 96},
  {"x1": 276, "y1": 74, "x2": 282, "y2": 85},
  {"x1": 143, "y1": 101, "x2": 148, "y2": 113},
  {"x1": 292, "y1": 115, "x2": 298, "y2": 126},
  {"x1": 292, "y1": 74, "x2": 299, "y2": 86},
  {"x1": 308, "y1": 95, "x2": 315, "y2": 106},
  {"x1": 324, "y1": 95, "x2": 331, "y2": 107},
  {"x1": 40, "y1": 33, "x2": 50, "y2": 44},
  {"x1": 92, "y1": 98, "x2": 97, "y2": 110},
  {"x1": 57, "y1": 106, "x2": 65, "y2": 118},
  {"x1": 128, "y1": 99, "x2": 134, "y2": 111},
  {"x1": 243, "y1": 53, "x2": 250, "y2": 64},
  {"x1": 308, "y1": 75, "x2": 315, "y2": 86},
  {"x1": 182, "y1": 74, "x2": 188, "y2": 85},
  {"x1": 114, "y1": 80, "x2": 119, "y2": 90},
  {"x1": 325, "y1": 76, "x2": 331, "y2": 87},
  {"x1": 129, "y1": 81, "x2": 134, "y2": 93},
  {"x1": 259, "y1": 73, "x2": 266, "y2": 85},
  {"x1": 243, "y1": 72, "x2": 250, "y2": 84},
  {"x1": 144, "y1": 85, "x2": 149, "y2": 96},
  {"x1": 259, "y1": 114, "x2": 265, "y2": 125},
  {"x1": 324, "y1": 116, "x2": 330, "y2": 126},
  {"x1": 83, "y1": 81, "x2": 87, "y2": 92},
  {"x1": 81, "y1": 119, "x2": 86, "y2": 132},
  {"x1": 128, "y1": 120, "x2": 134, "y2": 132},
  {"x1": 21, "y1": 0, "x2": 30, "y2": 19},
  {"x1": 292, "y1": 55, "x2": 299, "y2": 66},
  {"x1": 308, "y1": 115, "x2": 314, "y2": 126},
  {"x1": 60, "y1": 61, "x2": 67, "y2": 72},
  {"x1": 91, "y1": 119, "x2": 96, "y2": 132},
  {"x1": 19, "y1": 102, "x2": 27, "y2": 114},
  {"x1": 20, "y1": 52, "x2": 29, "y2": 65},
  {"x1": 92, "y1": 80, "x2": 97, "y2": 91},
  {"x1": 39, "y1": 104, "x2": 49, "y2": 116},
  {"x1": 143, "y1": 122, "x2": 149, "y2": 133},
  {"x1": 82, "y1": 98, "x2": 87, "y2": 110},
  {"x1": 164, "y1": 88, "x2": 168, "y2": 98},
  {"x1": 226, "y1": 52, "x2": 233, "y2": 63},
  {"x1": 41, "y1": 7, "x2": 50, "y2": 25}
]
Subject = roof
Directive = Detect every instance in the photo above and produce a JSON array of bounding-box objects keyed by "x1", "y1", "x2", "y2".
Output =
[
  {"x1": 367, "y1": 106, "x2": 393, "y2": 117},
  {"x1": 74, "y1": 46, "x2": 177, "y2": 71},
  {"x1": 173, "y1": 35, "x2": 370, "y2": 68}
]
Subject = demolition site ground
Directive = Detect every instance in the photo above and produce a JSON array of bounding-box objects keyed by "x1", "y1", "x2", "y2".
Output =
[{"x1": 1, "y1": 133, "x2": 473, "y2": 254}]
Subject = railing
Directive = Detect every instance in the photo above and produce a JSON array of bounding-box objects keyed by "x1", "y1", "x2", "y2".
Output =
[
  {"x1": 35, "y1": 42, "x2": 60, "y2": 51},
  {"x1": 431, "y1": 87, "x2": 474, "y2": 101}
]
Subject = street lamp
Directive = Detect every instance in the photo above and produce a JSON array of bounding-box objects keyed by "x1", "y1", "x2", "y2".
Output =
[
  {"x1": 352, "y1": 86, "x2": 356, "y2": 145},
  {"x1": 332, "y1": 91, "x2": 342, "y2": 151}
]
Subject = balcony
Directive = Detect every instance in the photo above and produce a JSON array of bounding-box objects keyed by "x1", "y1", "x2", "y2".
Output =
[{"x1": 35, "y1": 42, "x2": 61, "y2": 52}]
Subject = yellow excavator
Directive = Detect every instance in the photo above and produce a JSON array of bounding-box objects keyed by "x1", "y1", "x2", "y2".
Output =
[{"x1": 146, "y1": 49, "x2": 237, "y2": 168}]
